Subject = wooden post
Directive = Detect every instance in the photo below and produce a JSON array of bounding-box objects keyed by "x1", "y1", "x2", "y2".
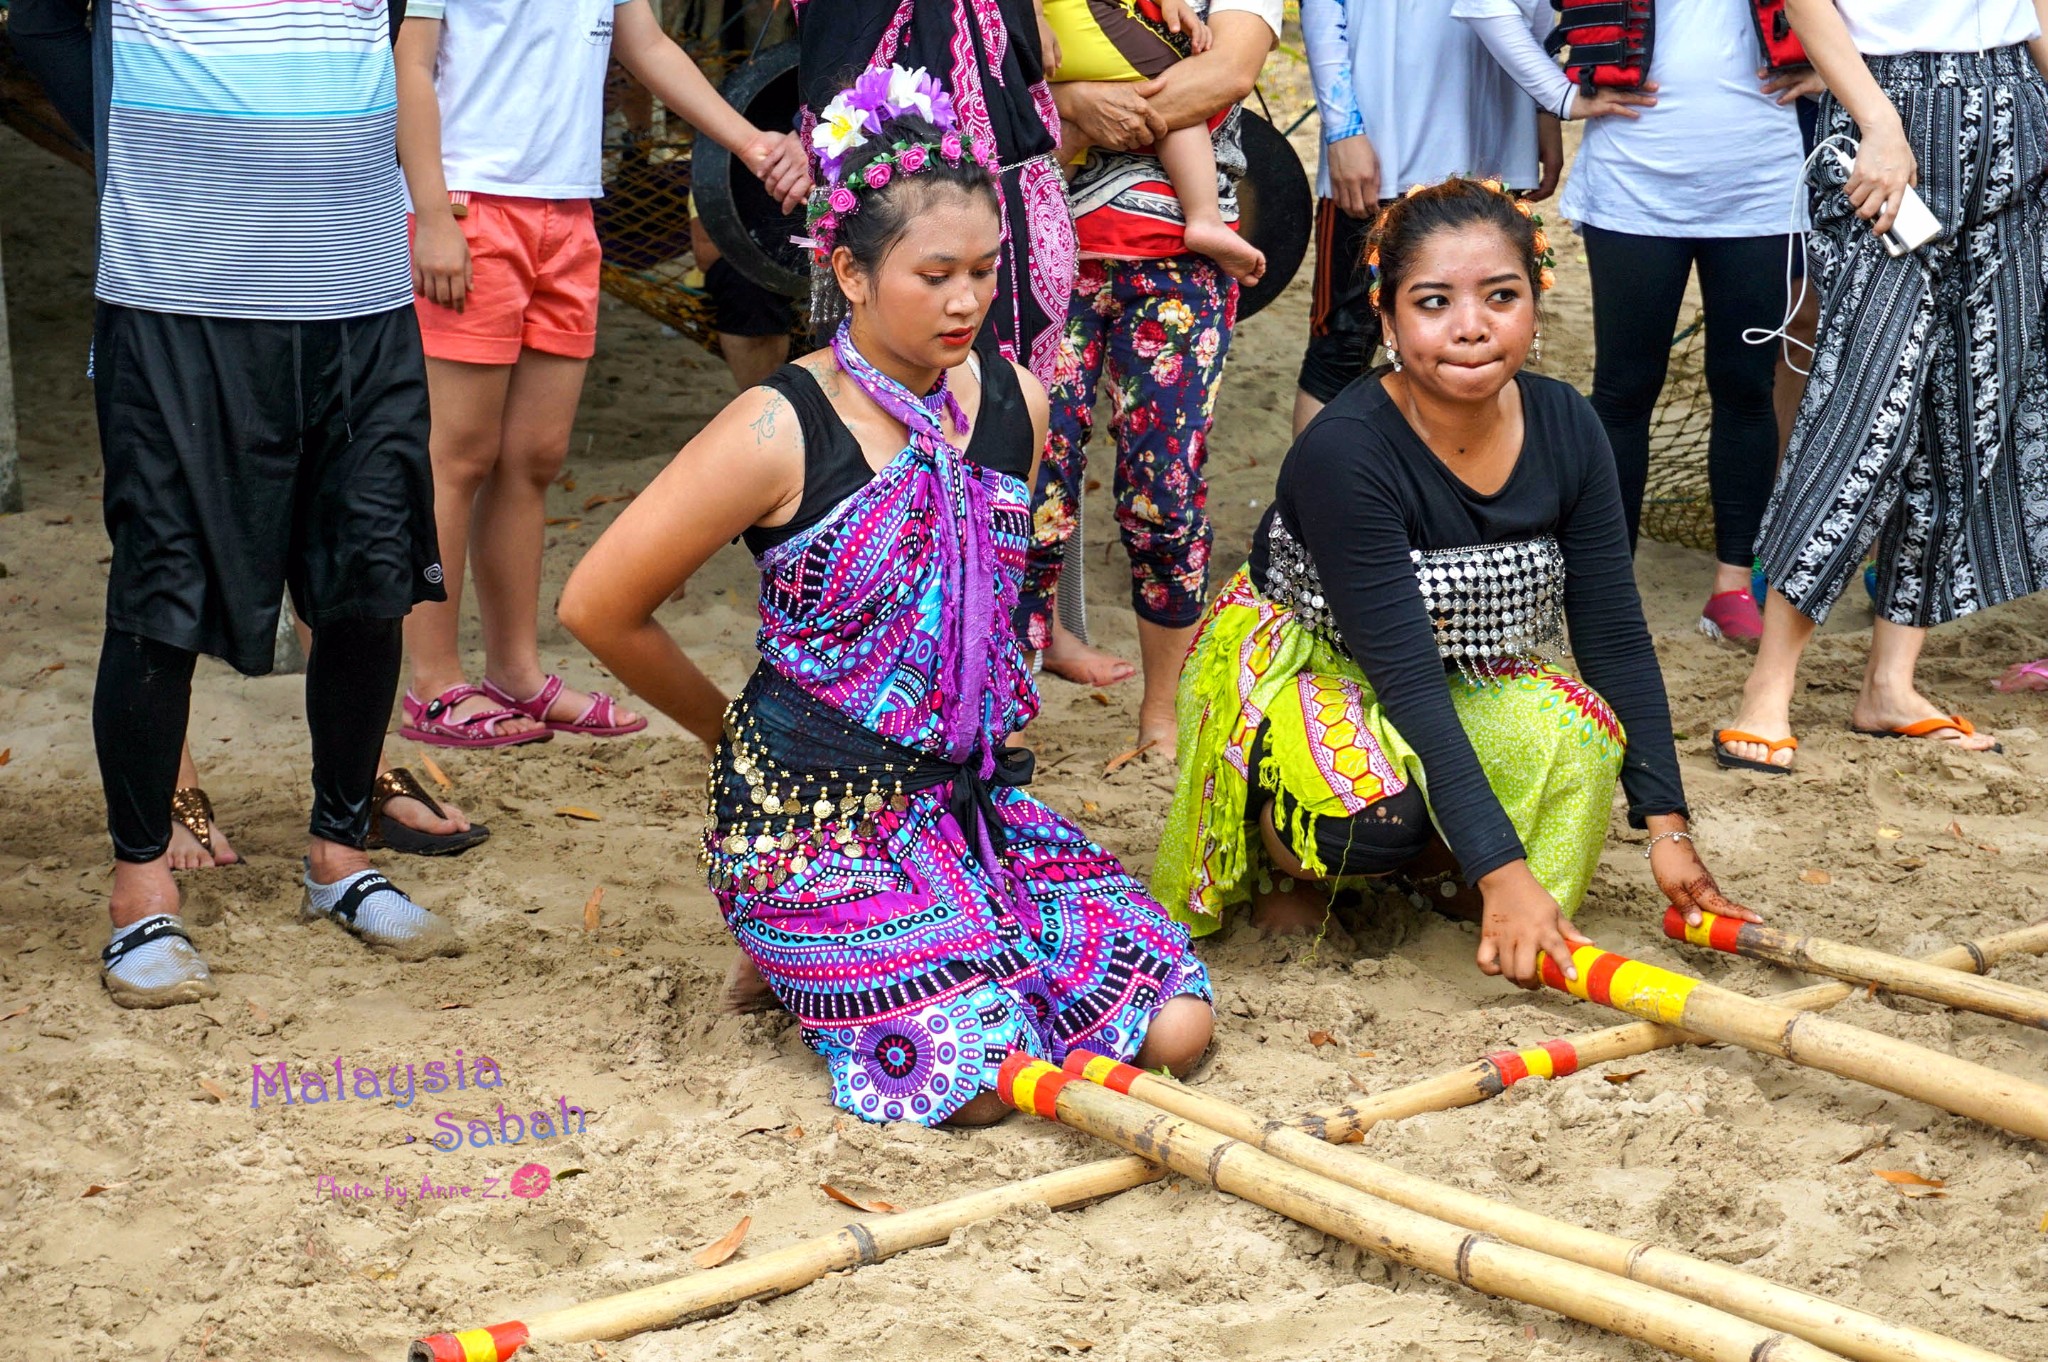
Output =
[
  {"x1": 1665, "y1": 908, "x2": 2048, "y2": 1030},
  {"x1": 407, "y1": 1157, "x2": 1161, "y2": 1360},
  {"x1": 1066, "y1": 1051, "x2": 2010, "y2": 1362},
  {"x1": 998, "y1": 1056, "x2": 1845, "y2": 1362},
  {"x1": 1537, "y1": 945, "x2": 2048, "y2": 1142},
  {"x1": 1297, "y1": 916, "x2": 2048, "y2": 1143},
  {"x1": 0, "y1": 228, "x2": 20, "y2": 514}
]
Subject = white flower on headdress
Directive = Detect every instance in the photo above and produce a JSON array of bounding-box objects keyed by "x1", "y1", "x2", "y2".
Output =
[
  {"x1": 885, "y1": 64, "x2": 937, "y2": 121},
  {"x1": 812, "y1": 91, "x2": 873, "y2": 168}
]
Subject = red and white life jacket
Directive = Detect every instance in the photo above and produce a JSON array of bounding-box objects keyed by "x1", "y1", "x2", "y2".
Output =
[
  {"x1": 1748, "y1": 0, "x2": 1809, "y2": 70},
  {"x1": 1544, "y1": 0, "x2": 1808, "y2": 94}
]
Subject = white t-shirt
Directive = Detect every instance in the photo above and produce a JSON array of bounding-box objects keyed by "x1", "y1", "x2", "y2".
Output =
[
  {"x1": 410, "y1": 0, "x2": 634, "y2": 199},
  {"x1": 1208, "y1": 0, "x2": 1285, "y2": 36},
  {"x1": 1308, "y1": 0, "x2": 1543, "y2": 196},
  {"x1": 1837, "y1": 0, "x2": 2039, "y2": 54},
  {"x1": 1558, "y1": 0, "x2": 1807, "y2": 237}
]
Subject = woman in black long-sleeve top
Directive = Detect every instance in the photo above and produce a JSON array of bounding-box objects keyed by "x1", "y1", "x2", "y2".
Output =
[{"x1": 1155, "y1": 177, "x2": 1757, "y2": 987}]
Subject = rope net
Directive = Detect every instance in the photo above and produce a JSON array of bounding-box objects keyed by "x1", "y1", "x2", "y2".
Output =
[{"x1": 1638, "y1": 312, "x2": 1716, "y2": 553}]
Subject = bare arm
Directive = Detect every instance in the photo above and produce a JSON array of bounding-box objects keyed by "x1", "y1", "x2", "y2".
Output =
[
  {"x1": 2033, "y1": 0, "x2": 2048, "y2": 79},
  {"x1": 1783, "y1": 0, "x2": 1915, "y2": 234},
  {"x1": 394, "y1": 17, "x2": 471, "y2": 310},
  {"x1": 558, "y1": 387, "x2": 806, "y2": 748},
  {"x1": 611, "y1": 0, "x2": 810, "y2": 211},
  {"x1": 1136, "y1": 11, "x2": 1272, "y2": 131},
  {"x1": 1051, "y1": 11, "x2": 1272, "y2": 150}
]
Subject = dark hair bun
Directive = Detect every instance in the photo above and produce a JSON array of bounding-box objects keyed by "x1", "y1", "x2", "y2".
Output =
[{"x1": 1366, "y1": 177, "x2": 1545, "y2": 311}]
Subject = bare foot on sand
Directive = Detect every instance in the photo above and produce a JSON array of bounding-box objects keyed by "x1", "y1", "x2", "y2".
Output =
[
  {"x1": 1184, "y1": 220, "x2": 1266, "y2": 286},
  {"x1": 168, "y1": 815, "x2": 238, "y2": 870},
  {"x1": 723, "y1": 955, "x2": 781, "y2": 1014},
  {"x1": 1040, "y1": 619, "x2": 1136, "y2": 687}
]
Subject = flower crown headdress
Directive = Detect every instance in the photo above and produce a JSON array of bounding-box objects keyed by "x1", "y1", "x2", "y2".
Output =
[
  {"x1": 797, "y1": 64, "x2": 994, "y2": 262},
  {"x1": 1363, "y1": 177, "x2": 1557, "y2": 308}
]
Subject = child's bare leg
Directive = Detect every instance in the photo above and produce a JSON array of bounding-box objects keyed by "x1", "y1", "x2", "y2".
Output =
[{"x1": 1158, "y1": 124, "x2": 1265, "y2": 284}]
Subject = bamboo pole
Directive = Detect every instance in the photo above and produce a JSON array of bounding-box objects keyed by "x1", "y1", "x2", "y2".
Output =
[
  {"x1": 998, "y1": 1054, "x2": 1847, "y2": 1362},
  {"x1": 1665, "y1": 908, "x2": 2048, "y2": 1031},
  {"x1": 1535, "y1": 945, "x2": 2048, "y2": 1141},
  {"x1": 1298, "y1": 917, "x2": 2048, "y2": 1144},
  {"x1": 404, "y1": 920, "x2": 2048, "y2": 1359},
  {"x1": 1063, "y1": 1050, "x2": 2009, "y2": 1362},
  {"x1": 406, "y1": 1157, "x2": 1161, "y2": 1360}
]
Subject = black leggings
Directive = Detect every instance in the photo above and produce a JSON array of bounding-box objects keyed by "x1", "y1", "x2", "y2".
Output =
[
  {"x1": 94, "y1": 619, "x2": 402, "y2": 862},
  {"x1": 1248, "y1": 722, "x2": 1432, "y2": 877},
  {"x1": 1582, "y1": 225, "x2": 1793, "y2": 568}
]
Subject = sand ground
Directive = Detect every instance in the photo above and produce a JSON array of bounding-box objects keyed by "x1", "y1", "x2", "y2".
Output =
[{"x1": 3, "y1": 105, "x2": 2047, "y2": 1362}]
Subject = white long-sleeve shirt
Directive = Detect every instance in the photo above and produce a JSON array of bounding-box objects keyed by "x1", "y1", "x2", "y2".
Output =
[{"x1": 1300, "y1": 0, "x2": 1547, "y2": 198}]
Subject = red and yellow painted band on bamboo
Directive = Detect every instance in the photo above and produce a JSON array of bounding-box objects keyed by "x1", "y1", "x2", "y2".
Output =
[
  {"x1": 996, "y1": 1053, "x2": 1070, "y2": 1119},
  {"x1": 1660, "y1": 905, "x2": 1745, "y2": 952},
  {"x1": 411, "y1": 1321, "x2": 529, "y2": 1362},
  {"x1": 1062, "y1": 1049, "x2": 1144, "y2": 1093},
  {"x1": 1481, "y1": 1037, "x2": 1582, "y2": 1089},
  {"x1": 1538, "y1": 945, "x2": 1700, "y2": 1025}
]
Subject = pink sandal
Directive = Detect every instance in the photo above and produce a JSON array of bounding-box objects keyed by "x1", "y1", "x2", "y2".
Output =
[
  {"x1": 482, "y1": 674, "x2": 648, "y2": 738},
  {"x1": 1995, "y1": 658, "x2": 2048, "y2": 693},
  {"x1": 400, "y1": 684, "x2": 553, "y2": 749}
]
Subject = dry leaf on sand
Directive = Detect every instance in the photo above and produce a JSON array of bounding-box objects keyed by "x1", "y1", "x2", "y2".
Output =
[
  {"x1": 583, "y1": 886, "x2": 605, "y2": 934},
  {"x1": 556, "y1": 806, "x2": 602, "y2": 821},
  {"x1": 0, "y1": 1005, "x2": 29, "y2": 1022},
  {"x1": 691, "y1": 1216, "x2": 752, "y2": 1269},
  {"x1": 1873, "y1": 1169, "x2": 1947, "y2": 1198},
  {"x1": 1104, "y1": 740, "x2": 1158, "y2": 775},
  {"x1": 1799, "y1": 868, "x2": 1832, "y2": 885},
  {"x1": 1603, "y1": 1071, "x2": 1647, "y2": 1085},
  {"x1": 81, "y1": 1182, "x2": 130, "y2": 1197},
  {"x1": 821, "y1": 1183, "x2": 901, "y2": 1214},
  {"x1": 198, "y1": 1078, "x2": 230, "y2": 1103},
  {"x1": 1307, "y1": 1031, "x2": 1335, "y2": 1048},
  {"x1": 418, "y1": 751, "x2": 453, "y2": 790}
]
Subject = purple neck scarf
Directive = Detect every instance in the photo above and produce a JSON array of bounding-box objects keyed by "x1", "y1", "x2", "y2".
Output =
[{"x1": 832, "y1": 320, "x2": 997, "y2": 771}]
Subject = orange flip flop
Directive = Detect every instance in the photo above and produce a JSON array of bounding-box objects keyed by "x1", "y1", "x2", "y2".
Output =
[
  {"x1": 1712, "y1": 729, "x2": 1799, "y2": 774},
  {"x1": 1849, "y1": 714, "x2": 2002, "y2": 753}
]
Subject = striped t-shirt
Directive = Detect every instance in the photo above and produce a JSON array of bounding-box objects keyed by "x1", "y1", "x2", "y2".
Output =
[{"x1": 95, "y1": 0, "x2": 414, "y2": 320}]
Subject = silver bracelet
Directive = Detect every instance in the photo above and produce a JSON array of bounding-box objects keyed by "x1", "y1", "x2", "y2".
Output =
[{"x1": 1644, "y1": 830, "x2": 1694, "y2": 859}]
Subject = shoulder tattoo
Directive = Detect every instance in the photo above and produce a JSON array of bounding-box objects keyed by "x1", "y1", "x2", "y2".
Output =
[{"x1": 749, "y1": 392, "x2": 785, "y2": 445}]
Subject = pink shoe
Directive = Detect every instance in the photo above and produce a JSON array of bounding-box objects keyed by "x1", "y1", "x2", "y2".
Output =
[
  {"x1": 1698, "y1": 590, "x2": 1764, "y2": 646},
  {"x1": 482, "y1": 674, "x2": 648, "y2": 738},
  {"x1": 1995, "y1": 658, "x2": 2048, "y2": 693},
  {"x1": 400, "y1": 684, "x2": 553, "y2": 749}
]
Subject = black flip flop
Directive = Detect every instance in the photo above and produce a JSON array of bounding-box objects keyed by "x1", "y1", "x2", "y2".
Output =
[
  {"x1": 1711, "y1": 729, "x2": 1798, "y2": 775},
  {"x1": 367, "y1": 768, "x2": 492, "y2": 857}
]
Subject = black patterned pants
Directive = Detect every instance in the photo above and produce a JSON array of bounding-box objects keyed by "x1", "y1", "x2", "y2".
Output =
[{"x1": 1756, "y1": 46, "x2": 2048, "y2": 627}]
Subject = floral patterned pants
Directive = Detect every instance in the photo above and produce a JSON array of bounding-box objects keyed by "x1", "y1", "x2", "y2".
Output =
[{"x1": 1017, "y1": 255, "x2": 1238, "y2": 648}]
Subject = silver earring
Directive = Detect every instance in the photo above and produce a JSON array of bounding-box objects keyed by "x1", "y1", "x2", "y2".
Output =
[
  {"x1": 1530, "y1": 330, "x2": 1543, "y2": 364},
  {"x1": 1387, "y1": 345, "x2": 1403, "y2": 373}
]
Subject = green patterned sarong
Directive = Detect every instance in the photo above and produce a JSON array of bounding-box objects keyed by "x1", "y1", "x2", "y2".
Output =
[{"x1": 1155, "y1": 567, "x2": 1626, "y2": 934}]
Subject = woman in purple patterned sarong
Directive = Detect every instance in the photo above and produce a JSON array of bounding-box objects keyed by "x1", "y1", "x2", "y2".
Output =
[{"x1": 561, "y1": 87, "x2": 1211, "y2": 1127}]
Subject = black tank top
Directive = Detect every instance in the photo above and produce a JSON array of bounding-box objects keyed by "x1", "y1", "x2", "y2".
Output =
[{"x1": 742, "y1": 341, "x2": 1035, "y2": 555}]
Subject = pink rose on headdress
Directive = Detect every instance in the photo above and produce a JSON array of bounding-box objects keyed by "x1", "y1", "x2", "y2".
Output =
[
  {"x1": 865, "y1": 162, "x2": 893, "y2": 189},
  {"x1": 814, "y1": 213, "x2": 838, "y2": 239},
  {"x1": 828, "y1": 186, "x2": 858, "y2": 214},
  {"x1": 899, "y1": 144, "x2": 929, "y2": 174},
  {"x1": 940, "y1": 132, "x2": 964, "y2": 163}
]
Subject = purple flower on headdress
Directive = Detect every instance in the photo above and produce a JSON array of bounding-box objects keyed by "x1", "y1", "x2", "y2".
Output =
[
  {"x1": 847, "y1": 66, "x2": 896, "y2": 127},
  {"x1": 828, "y1": 185, "x2": 858, "y2": 214},
  {"x1": 864, "y1": 162, "x2": 893, "y2": 189},
  {"x1": 899, "y1": 144, "x2": 929, "y2": 174},
  {"x1": 940, "y1": 131, "x2": 964, "y2": 163}
]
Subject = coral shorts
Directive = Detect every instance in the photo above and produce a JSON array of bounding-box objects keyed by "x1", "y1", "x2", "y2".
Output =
[{"x1": 412, "y1": 193, "x2": 601, "y2": 365}]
